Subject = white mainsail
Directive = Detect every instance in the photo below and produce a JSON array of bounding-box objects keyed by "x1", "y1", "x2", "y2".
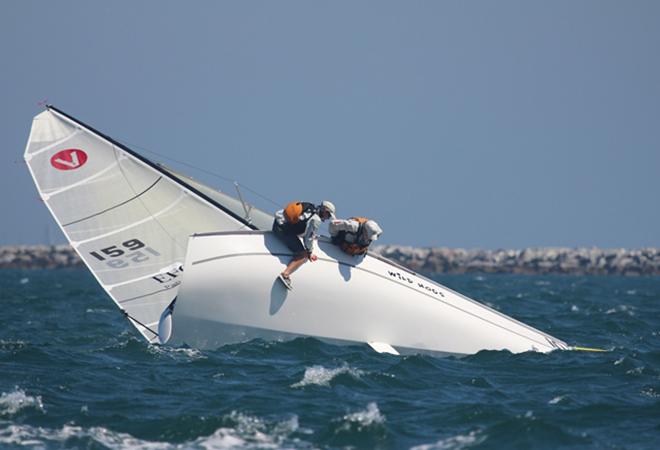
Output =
[{"x1": 24, "y1": 106, "x2": 270, "y2": 343}]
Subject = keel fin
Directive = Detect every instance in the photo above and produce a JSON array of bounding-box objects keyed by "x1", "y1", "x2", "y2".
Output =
[{"x1": 368, "y1": 341, "x2": 400, "y2": 355}]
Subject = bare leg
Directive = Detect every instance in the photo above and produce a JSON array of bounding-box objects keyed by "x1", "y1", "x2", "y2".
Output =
[{"x1": 282, "y1": 252, "x2": 307, "y2": 277}]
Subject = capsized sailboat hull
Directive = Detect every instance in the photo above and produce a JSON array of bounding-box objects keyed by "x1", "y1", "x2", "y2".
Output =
[{"x1": 171, "y1": 231, "x2": 568, "y2": 355}]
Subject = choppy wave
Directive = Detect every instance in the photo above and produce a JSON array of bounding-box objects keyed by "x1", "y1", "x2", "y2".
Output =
[
  {"x1": 605, "y1": 304, "x2": 636, "y2": 316},
  {"x1": 0, "y1": 424, "x2": 162, "y2": 450},
  {"x1": 548, "y1": 395, "x2": 567, "y2": 405},
  {"x1": 291, "y1": 364, "x2": 364, "y2": 388},
  {"x1": 147, "y1": 344, "x2": 207, "y2": 361},
  {"x1": 0, "y1": 388, "x2": 44, "y2": 416},
  {"x1": 410, "y1": 430, "x2": 486, "y2": 450},
  {"x1": 339, "y1": 402, "x2": 385, "y2": 429},
  {"x1": 0, "y1": 412, "x2": 308, "y2": 450},
  {"x1": 1, "y1": 270, "x2": 659, "y2": 449},
  {"x1": 0, "y1": 340, "x2": 27, "y2": 354}
]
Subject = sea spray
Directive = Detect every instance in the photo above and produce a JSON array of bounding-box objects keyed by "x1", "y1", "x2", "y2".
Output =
[
  {"x1": 0, "y1": 388, "x2": 44, "y2": 416},
  {"x1": 291, "y1": 365, "x2": 364, "y2": 388}
]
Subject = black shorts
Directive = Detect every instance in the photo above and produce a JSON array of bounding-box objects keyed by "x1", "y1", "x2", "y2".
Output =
[{"x1": 272, "y1": 221, "x2": 305, "y2": 254}]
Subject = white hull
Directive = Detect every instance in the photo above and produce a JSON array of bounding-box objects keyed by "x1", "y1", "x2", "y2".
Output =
[{"x1": 171, "y1": 232, "x2": 568, "y2": 355}]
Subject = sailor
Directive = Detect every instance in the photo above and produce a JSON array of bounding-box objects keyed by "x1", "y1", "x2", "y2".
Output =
[
  {"x1": 273, "y1": 200, "x2": 336, "y2": 290},
  {"x1": 329, "y1": 217, "x2": 383, "y2": 256}
]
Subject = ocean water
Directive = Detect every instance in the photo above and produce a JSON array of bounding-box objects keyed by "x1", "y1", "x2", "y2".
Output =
[{"x1": 1, "y1": 269, "x2": 659, "y2": 449}]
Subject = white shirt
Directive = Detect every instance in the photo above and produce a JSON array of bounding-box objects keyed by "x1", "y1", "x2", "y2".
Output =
[
  {"x1": 303, "y1": 214, "x2": 322, "y2": 253},
  {"x1": 329, "y1": 219, "x2": 361, "y2": 243}
]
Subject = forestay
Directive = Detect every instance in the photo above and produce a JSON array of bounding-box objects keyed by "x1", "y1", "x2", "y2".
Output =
[{"x1": 23, "y1": 106, "x2": 271, "y2": 343}]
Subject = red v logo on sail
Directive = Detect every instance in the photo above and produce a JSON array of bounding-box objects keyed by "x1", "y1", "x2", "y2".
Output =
[{"x1": 51, "y1": 149, "x2": 88, "y2": 171}]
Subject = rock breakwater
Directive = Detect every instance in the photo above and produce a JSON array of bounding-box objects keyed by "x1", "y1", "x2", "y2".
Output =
[
  {"x1": 1, "y1": 245, "x2": 82, "y2": 269},
  {"x1": 1, "y1": 245, "x2": 659, "y2": 275},
  {"x1": 373, "y1": 246, "x2": 660, "y2": 276}
]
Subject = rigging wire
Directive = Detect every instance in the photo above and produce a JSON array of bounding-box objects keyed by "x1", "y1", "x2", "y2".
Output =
[
  {"x1": 122, "y1": 310, "x2": 159, "y2": 338},
  {"x1": 115, "y1": 138, "x2": 282, "y2": 209}
]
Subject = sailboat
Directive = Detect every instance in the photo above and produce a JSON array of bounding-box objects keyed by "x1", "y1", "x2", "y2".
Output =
[{"x1": 24, "y1": 106, "x2": 569, "y2": 356}]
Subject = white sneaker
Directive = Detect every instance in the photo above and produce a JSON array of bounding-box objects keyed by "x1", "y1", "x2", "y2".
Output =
[{"x1": 278, "y1": 274, "x2": 293, "y2": 290}]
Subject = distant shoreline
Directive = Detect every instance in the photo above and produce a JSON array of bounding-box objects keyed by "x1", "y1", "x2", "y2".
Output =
[{"x1": 1, "y1": 244, "x2": 658, "y2": 276}]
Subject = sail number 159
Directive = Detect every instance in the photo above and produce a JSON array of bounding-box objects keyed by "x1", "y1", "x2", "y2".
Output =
[{"x1": 89, "y1": 238, "x2": 160, "y2": 269}]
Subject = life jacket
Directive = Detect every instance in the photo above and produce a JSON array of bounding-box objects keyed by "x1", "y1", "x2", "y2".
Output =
[
  {"x1": 282, "y1": 201, "x2": 317, "y2": 235},
  {"x1": 333, "y1": 217, "x2": 371, "y2": 256},
  {"x1": 283, "y1": 201, "x2": 317, "y2": 224}
]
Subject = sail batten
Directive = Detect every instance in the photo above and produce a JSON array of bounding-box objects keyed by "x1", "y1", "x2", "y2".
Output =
[
  {"x1": 43, "y1": 162, "x2": 122, "y2": 199},
  {"x1": 71, "y1": 193, "x2": 187, "y2": 246},
  {"x1": 62, "y1": 177, "x2": 163, "y2": 227},
  {"x1": 25, "y1": 130, "x2": 83, "y2": 159}
]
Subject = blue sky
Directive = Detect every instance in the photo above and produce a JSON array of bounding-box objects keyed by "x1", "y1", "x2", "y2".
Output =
[{"x1": 2, "y1": 1, "x2": 658, "y2": 248}]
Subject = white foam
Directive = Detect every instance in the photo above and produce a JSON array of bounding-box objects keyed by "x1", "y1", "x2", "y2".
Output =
[
  {"x1": 410, "y1": 430, "x2": 486, "y2": 450},
  {"x1": 85, "y1": 308, "x2": 111, "y2": 313},
  {"x1": 291, "y1": 364, "x2": 363, "y2": 388},
  {"x1": 0, "y1": 424, "x2": 165, "y2": 450},
  {"x1": 195, "y1": 411, "x2": 301, "y2": 449},
  {"x1": 340, "y1": 402, "x2": 385, "y2": 430},
  {"x1": 19, "y1": 278, "x2": 29, "y2": 285},
  {"x1": 605, "y1": 305, "x2": 636, "y2": 316},
  {"x1": 86, "y1": 426, "x2": 170, "y2": 449},
  {"x1": 101, "y1": 334, "x2": 144, "y2": 351},
  {"x1": 548, "y1": 395, "x2": 566, "y2": 405},
  {"x1": 147, "y1": 345, "x2": 206, "y2": 360},
  {"x1": 0, "y1": 388, "x2": 44, "y2": 416},
  {"x1": 570, "y1": 305, "x2": 580, "y2": 312},
  {"x1": 0, "y1": 340, "x2": 27, "y2": 352},
  {"x1": 0, "y1": 412, "x2": 306, "y2": 449},
  {"x1": 641, "y1": 388, "x2": 659, "y2": 398}
]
